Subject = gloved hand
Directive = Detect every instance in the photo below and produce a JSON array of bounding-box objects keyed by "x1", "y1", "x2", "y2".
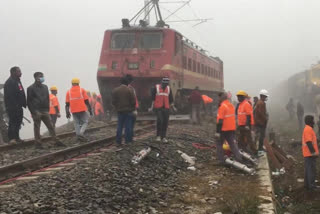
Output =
[
  {"x1": 214, "y1": 133, "x2": 220, "y2": 139},
  {"x1": 148, "y1": 107, "x2": 153, "y2": 112},
  {"x1": 171, "y1": 104, "x2": 177, "y2": 112},
  {"x1": 57, "y1": 113, "x2": 61, "y2": 118},
  {"x1": 133, "y1": 110, "x2": 138, "y2": 116},
  {"x1": 88, "y1": 109, "x2": 93, "y2": 116},
  {"x1": 245, "y1": 126, "x2": 250, "y2": 131},
  {"x1": 66, "y1": 110, "x2": 71, "y2": 119}
]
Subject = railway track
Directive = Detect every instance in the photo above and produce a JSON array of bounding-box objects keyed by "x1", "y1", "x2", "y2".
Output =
[
  {"x1": 0, "y1": 122, "x2": 116, "y2": 152},
  {"x1": 0, "y1": 123, "x2": 155, "y2": 184}
]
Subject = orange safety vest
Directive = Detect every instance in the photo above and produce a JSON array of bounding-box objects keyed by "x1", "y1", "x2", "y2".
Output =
[
  {"x1": 154, "y1": 84, "x2": 170, "y2": 109},
  {"x1": 49, "y1": 94, "x2": 60, "y2": 115},
  {"x1": 237, "y1": 100, "x2": 254, "y2": 126},
  {"x1": 129, "y1": 84, "x2": 139, "y2": 109},
  {"x1": 95, "y1": 101, "x2": 104, "y2": 115},
  {"x1": 217, "y1": 100, "x2": 236, "y2": 131},
  {"x1": 302, "y1": 125, "x2": 319, "y2": 157},
  {"x1": 66, "y1": 86, "x2": 88, "y2": 113},
  {"x1": 202, "y1": 95, "x2": 213, "y2": 105}
]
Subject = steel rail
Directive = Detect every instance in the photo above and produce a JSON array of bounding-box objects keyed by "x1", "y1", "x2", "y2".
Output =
[
  {"x1": 0, "y1": 124, "x2": 155, "y2": 182},
  {"x1": 0, "y1": 123, "x2": 115, "y2": 152}
]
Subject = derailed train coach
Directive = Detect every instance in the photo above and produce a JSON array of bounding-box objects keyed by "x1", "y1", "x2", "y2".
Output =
[{"x1": 97, "y1": 22, "x2": 224, "y2": 115}]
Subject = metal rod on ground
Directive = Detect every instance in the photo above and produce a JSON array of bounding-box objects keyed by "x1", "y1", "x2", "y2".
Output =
[
  {"x1": 225, "y1": 158, "x2": 255, "y2": 175},
  {"x1": 132, "y1": 147, "x2": 152, "y2": 164},
  {"x1": 239, "y1": 150, "x2": 258, "y2": 165}
]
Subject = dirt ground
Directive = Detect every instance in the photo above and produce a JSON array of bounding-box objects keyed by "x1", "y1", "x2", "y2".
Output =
[{"x1": 269, "y1": 108, "x2": 320, "y2": 214}]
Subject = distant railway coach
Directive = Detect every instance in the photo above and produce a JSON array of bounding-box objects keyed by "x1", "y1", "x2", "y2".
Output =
[{"x1": 97, "y1": 24, "x2": 224, "y2": 115}]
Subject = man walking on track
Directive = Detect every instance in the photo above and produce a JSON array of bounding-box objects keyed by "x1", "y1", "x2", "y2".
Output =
[
  {"x1": 149, "y1": 77, "x2": 176, "y2": 143},
  {"x1": 49, "y1": 86, "x2": 61, "y2": 127},
  {"x1": 215, "y1": 92, "x2": 242, "y2": 164},
  {"x1": 65, "y1": 78, "x2": 93, "y2": 142},
  {"x1": 27, "y1": 72, "x2": 65, "y2": 148},
  {"x1": 4, "y1": 66, "x2": 26, "y2": 143}
]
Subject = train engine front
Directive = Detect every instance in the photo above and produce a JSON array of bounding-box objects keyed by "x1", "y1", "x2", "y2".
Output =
[{"x1": 97, "y1": 22, "x2": 180, "y2": 116}]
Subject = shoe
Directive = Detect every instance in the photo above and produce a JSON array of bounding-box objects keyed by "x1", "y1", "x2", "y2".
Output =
[
  {"x1": 155, "y1": 136, "x2": 161, "y2": 142},
  {"x1": 55, "y1": 140, "x2": 66, "y2": 147},
  {"x1": 257, "y1": 150, "x2": 265, "y2": 157},
  {"x1": 16, "y1": 139, "x2": 25, "y2": 143},
  {"x1": 162, "y1": 138, "x2": 168, "y2": 143},
  {"x1": 35, "y1": 143, "x2": 44, "y2": 149},
  {"x1": 77, "y1": 135, "x2": 88, "y2": 142},
  {"x1": 9, "y1": 139, "x2": 17, "y2": 144}
]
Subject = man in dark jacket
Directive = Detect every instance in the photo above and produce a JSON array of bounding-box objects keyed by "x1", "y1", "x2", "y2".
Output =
[
  {"x1": 4, "y1": 66, "x2": 26, "y2": 143},
  {"x1": 297, "y1": 101, "x2": 304, "y2": 131},
  {"x1": 189, "y1": 86, "x2": 202, "y2": 124},
  {"x1": 112, "y1": 77, "x2": 136, "y2": 145},
  {"x1": 27, "y1": 72, "x2": 64, "y2": 148}
]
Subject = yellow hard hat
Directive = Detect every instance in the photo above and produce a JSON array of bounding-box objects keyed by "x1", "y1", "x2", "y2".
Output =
[
  {"x1": 92, "y1": 92, "x2": 97, "y2": 96},
  {"x1": 236, "y1": 90, "x2": 247, "y2": 96},
  {"x1": 71, "y1": 78, "x2": 80, "y2": 84},
  {"x1": 50, "y1": 86, "x2": 58, "y2": 91},
  {"x1": 223, "y1": 142, "x2": 230, "y2": 151}
]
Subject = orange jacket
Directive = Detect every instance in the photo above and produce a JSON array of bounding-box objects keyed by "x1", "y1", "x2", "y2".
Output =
[
  {"x1": 302, "y1": 125, "x2": 319, "y2": 157},
  {"x1": 154, "y1": 84, "x2": 170, "y2": 109},
  {"x1": 202, "y1": 95, "x2": 213, "y2": 105},
  {"x1": 49, "y1": 94, "x2": 60, "y2": 115},
  {"x1": 66, "y1": 86, "x2": 88, "y2": 113},
  {"x1": 95, "y1": 101, "x2": 104, "y2": 115},
  {"x1": 217, "y1": 100, "x2": 236, "y2": 131},
  {"x1": 237, "y1": 100, "x2": 254, "y2": 126}
]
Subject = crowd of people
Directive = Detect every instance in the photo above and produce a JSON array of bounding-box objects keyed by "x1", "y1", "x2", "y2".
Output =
[{"x1": 3, "y1": 66, "x2": 104, "y2": 147}]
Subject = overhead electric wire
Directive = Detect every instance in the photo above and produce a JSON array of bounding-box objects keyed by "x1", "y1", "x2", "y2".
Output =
[{"x1": 164, "y1": 0, "x2": 191, "y2": 21}]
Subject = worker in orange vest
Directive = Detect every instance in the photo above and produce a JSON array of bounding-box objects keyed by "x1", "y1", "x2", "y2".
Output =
[
  {"x1": 49, "y1": 86, "x2": 61, "y2": 127},
  {"x1": 215, "y1": 92, "x2": 242, "y2": 164},
  {"x1": 302, "y1": 115, "x2": 319, "y2": 191},
  {"x1": 91, "y1": 92, "x2": 97, "y2": 115},
  {"x1": 95, "y1": 95, "x2": 104, "y2": 121},
  {"x1": 65, "y1": 78, "x2": 93, "y2": 142},
  {"x1": 149, "y1": 77, "x2": 176, "y2": 143},
  {"x1": 236, "y1": 90, "x2": 257, "y2": 155},
  {"x1": 201, "y1": 94, "x2": 213, "y2": 115}
]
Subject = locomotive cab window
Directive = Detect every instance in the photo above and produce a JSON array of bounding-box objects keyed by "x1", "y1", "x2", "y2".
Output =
[
  {"x1": 111, "y1": 33, "x2": 135, "y2": 49},
  {"x1": 139, "y1": 32, "x2": 162, "y2": 49}
]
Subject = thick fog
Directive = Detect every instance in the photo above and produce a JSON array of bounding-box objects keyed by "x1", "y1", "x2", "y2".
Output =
[{"x1": 1, "y1": 0, "x2": 320, "y2": 137}]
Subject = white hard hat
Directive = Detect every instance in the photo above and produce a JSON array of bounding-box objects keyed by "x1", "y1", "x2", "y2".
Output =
[{"x1": 259, "y1": 89, "x2": 269, "y2": 97}]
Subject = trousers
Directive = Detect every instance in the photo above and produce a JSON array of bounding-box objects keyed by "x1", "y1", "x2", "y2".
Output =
[
  {"x1": 217, "y1": 131, "x2": 242, "y2": 163},
  {"x1": 7, "y1": 108, "x2": 23, "y2": 141},
  {"x1": 238, "y1": 126, "x2": 257, "y2": 154},
  {"x1": 255, "y1": 125, "x2": 266, "y2": 150},
  {"x1": 304, "y1": 156, "x2": 317, "y2": 190},
  {"x1": 116, "y1": 112, "x2": 134, "y2": 144},
  {"x1": 191, "y1": 104, "x2": 201, "y2": 124},
  {"x1": 72, "y1": 111, "x2": 89, "y2": 136},
  {"x1": 32, "y1": 111, "x2": 56, "y2": 140},
  {"x1": 155, "y1": 108, "x2": 169, "y2": 139},
  {"x1": 50, "y1": 114, "x2": 58, "y2": 127}
]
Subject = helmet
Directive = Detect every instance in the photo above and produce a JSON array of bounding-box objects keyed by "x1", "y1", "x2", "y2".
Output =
[
  {"x1": 92, "y1": 92, "x2": 97, "y2": 96},
  {"x1": 72, "y1": 78, "x2": 80, "y2": 84},
  {"x1": 50, "y1": 86, "x2": 58, "y2": 91},
  {"x1": 236, "y1": 90, "x2": 247, "y2": 96},
  {"x1": 223, "y1": 142, "x2": 230, "y2": 151},
  {"x1": 259, "y1": 89, "x2": 269, "y2": 97}
]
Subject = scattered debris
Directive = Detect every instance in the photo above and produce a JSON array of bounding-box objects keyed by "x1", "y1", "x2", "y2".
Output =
[
  {"x1": 132, "y1": 147, "x2": 151, "y2": 164},
  {"x1": 177, "y1": 150, "x2": 196, "y2": 166},
  {"x1": 225, "y1": 158, "x2": 255, "y2": 174}
]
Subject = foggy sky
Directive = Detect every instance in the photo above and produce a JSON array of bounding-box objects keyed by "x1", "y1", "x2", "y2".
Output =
[{"x1": 1, "y1": 0, "x2": 320, "y2": 136}]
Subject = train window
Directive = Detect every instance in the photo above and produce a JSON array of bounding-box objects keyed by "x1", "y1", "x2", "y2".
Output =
[
  {"x1": 183, "y1": 56, "x2": 187, "y2": 69},
  {"x1": 140, "y1": 32, "x2": 162, "y2": 49},
  {"x1": 193, "y1": 60, "x2": 196, "y2": 72},
  {"x1": 188, "y1": 58, "x2": 192, "y2": 71},
  {"x1": 214, "y1": 69, "x2": 217, "y2": 78},
  {"x1": 175, "y1": 34, "x2": 182, "y2": 55},
  {"x1": 150, "y1": 60, "x2": 155, "y2": 68},
  {"x1": 197, "y1": 62, "x2": 200, "y2": 73},
  {"x1": 111, "y1": 33, "x2": 135, "y2": 49},
  {"x1": 205, "y1": 66, "x2": 207, "y2": 76},
  {"x1": 201, "y1": 64, "x2": 204, "y2": 74},
  {"x1": 128, "y1": 62, "x2": 139, "y2": 70},
  {"x1": 112, "y1": 61, "x2": 117, "y2": 70}
]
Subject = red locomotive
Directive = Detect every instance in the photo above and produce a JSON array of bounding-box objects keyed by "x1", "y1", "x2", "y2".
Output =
[{"x1": 97, "y1": 2, "x2": 224, "y2": 115}]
